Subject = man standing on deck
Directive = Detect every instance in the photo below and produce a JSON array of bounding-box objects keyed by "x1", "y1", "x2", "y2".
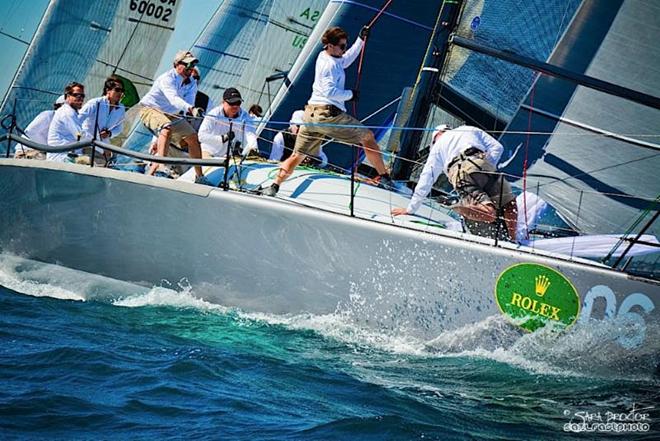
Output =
[
  {"x1": 139, "y1": 50, "x2": 211, "y2": 185},
  {"x1": 391, "y1": 125, "x2": 518, "y2": 242},
  {"x1": 47, "y1": 82, "x2": 86, "y2": 162},
  {"x1": 260, "y1": 25, "x2": 397, "y2": 196}
]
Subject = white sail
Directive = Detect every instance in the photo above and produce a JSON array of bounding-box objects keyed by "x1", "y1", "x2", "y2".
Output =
[
  {"x1": 193, "y1": 0, "x2": 328, "y2": 110},
  {"x1": 0, "y1": 0, "x2": 182, "y2": 134}
]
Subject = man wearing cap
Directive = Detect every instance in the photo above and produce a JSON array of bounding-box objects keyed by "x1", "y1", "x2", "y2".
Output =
[
  {"x1": 14, "y1": 95, "x2": 66, "y2": 159},
  {"x1": 392, "y1": 125, "x2": 518, "y2": 241},
  {"x1": 269, "y1": 109, "x2": 327, "y2": 167},
  {"x1": 198, "y1": 87, "x2": 258, "y2": 158},
  {"x1": 139, "y1": 50, "x2": 210, "y2": 184},
  {"x1": 47, "y1": 82, "x2": 86, "y2": 162},
  {"x1": 260, "y1": 25, "x2": 397, "y2": 196}
]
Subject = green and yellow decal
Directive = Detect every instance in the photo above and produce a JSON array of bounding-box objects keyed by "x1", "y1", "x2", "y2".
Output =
[{"x1": 495, "y1": 263, "x2": 580, "y2": 332}]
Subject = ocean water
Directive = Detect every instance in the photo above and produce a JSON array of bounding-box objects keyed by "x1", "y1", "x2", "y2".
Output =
[{"x1": 0, "y1": 256, "x2": 658, "y2": 440}]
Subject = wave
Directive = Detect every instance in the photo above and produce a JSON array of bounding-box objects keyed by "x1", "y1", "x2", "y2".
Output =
[{"x1": 1, "y1": 252, "x2": 657, "y2": 381}]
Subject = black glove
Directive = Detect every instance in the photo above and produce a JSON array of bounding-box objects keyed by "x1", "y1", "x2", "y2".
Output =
[
  {"x1": 347, "y1": 89, "x2": 360, "y2": 102},
  {"x1": 223, "y1": 130, "x2": 235, "y2": 143},
  {"x1": 359, "y1": 25, "x2": 370, "y2": 40}
]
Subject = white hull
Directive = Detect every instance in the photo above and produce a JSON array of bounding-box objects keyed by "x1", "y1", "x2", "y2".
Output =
[{"x1": 0, "y1": 160, "x2": 658, "y2": 350}]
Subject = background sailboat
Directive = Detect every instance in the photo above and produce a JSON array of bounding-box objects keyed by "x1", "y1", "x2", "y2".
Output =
[{"x1": 0, "y1": 0, "x2": 182, "y2": 137}]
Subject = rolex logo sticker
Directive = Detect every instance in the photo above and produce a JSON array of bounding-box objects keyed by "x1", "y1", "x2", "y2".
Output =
[{"x1": 495, "y1": 263, "x2": 580, "y2": 332}]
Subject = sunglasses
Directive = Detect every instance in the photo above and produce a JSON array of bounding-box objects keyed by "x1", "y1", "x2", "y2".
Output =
[
  {"x1": 179, "y1": 61, "x2": 197, "y2": 70},
  {"x1": 334, "y1": 43, "x2": 347, "y2": 51},
  {"x1": 69, "y1": 93, "x2": 85, "y2": 99},
  {"x1": 113, "y1": 87, "x2": 124, "y2": 93}
]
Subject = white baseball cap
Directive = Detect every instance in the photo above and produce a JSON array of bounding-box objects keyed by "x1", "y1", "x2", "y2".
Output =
[
  {"x1": 431, "y1": 123, "x2": 452, "y2": 141},
  {"x1": 290, "y1": 110, "x2": 305, "y2": 126}
]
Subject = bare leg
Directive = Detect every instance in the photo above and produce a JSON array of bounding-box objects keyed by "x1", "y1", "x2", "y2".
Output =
[
  {"x1": 274, "y1": 153, "x2": 306, "y2": 186},
  {"x1": 147, "y1": 127, "x2": 171, "y2": 175},
  {"x1": 361, "y1": 131, "x2": 388, "y2": 175},
  {"x1": 182, "y1": 133, "x2": 203, "y2": 177}
]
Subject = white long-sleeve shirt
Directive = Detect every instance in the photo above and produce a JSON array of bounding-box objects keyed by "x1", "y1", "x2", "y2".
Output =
[
  {"x1": 270, "y1": 130, "x2": 328, "y2": 167},
  {"x1": 406, "y1": 126, "x2": 504, "y2": 214},
  {"x1": 140, "y1": 68, "x2": 196, "y2": 114},
  {"x1": 47, "y1": 104, "x2": 84, "y2": 162},
  {"x1": 308, "y1": 37, "x2": 364, "y2": 112},
  {"x1": 198, "y1": 106, "x2": 257, "y2": 157},
  {"x1": 14, "y1": 110, "x2": 54, "y2": 156},
  {"x1": 80, "y1": 96, "x2": 126, "y2": 140}
]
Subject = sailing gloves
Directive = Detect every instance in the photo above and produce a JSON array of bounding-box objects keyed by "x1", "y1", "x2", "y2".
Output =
[
  {"x1": 222, "y1": 130, "x2": 235, "y2": 144},
  {"x1": 360, "y1": 25, "x2": 370, "y2": 40},
  {"x1": 190, "y1": 107, "x2": 205, "y2": 118},
  {"x1": 347, "y1": 89, "x2": 360, "y2": 102}
]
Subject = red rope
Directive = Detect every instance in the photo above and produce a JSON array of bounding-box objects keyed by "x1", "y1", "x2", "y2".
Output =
[{"x1": 351, "y1": 0, "x2": 395, "y2": 172}]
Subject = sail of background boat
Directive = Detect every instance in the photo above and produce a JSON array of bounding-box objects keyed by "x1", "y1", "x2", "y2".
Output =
[
  {"x1": 122, "y1": 0, "x2": 329, "y2": 152},
  {"x1": 0, "y1": 0, "x2": 182, "y2": 133}
]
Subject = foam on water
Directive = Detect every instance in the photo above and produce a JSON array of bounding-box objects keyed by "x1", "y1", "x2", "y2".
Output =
[{"x1": 1, "y1": 252, "x2": 657, "y2": 380}]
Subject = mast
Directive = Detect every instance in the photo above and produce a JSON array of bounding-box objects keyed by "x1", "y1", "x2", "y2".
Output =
[
  {"x1": 0, "y1": 0, "x2": 56, "y2": 114},
  {"x1": 392, "y1": 0, "x2": 462, "y2": 180}
]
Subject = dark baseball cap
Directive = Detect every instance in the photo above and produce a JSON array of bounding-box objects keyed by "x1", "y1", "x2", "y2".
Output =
[{"x1": 223, "y1": 87, "x2": 243, "y2": 105}]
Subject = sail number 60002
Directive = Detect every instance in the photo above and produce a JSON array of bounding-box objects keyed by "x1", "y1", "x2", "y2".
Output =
[{"x1": 129, "y1": 0, "x2": 174, "y2": 22}]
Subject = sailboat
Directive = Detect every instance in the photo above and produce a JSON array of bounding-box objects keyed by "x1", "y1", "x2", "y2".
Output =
[
  {"x1": 0, "y1": 0, "x2": 182, "y2": 136},
  {"x1": 0, "y1": 0, "x2": 658, "y2": 360}
]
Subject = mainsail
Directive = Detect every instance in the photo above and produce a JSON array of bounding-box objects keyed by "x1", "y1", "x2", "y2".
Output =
[
  {"x1": 495, "y1": 0, "x2": 660, "y2": 241},
  {"x1": 441, "y1": 0, "x2": 581, "y2": 124},
  {"x1": 260, "y1": 0, "x2": 444, "y2": 170},
  {"x1": 0, "y1": 0, "x2": 181, "y2": 133}
]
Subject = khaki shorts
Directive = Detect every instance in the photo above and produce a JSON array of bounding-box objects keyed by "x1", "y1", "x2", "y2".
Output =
[
  {"x1": 14, "y1": 149, "x2": 46, "y2": 160},
  {"x1": 293, "y1": 104, "x2": 370, "y2": 156},
  {"x1": 140, "y1": 107, "x2": 196, "y2": 148},
  {"x1": 447, "y1": 153, "x2": 515, "y2": 211}
]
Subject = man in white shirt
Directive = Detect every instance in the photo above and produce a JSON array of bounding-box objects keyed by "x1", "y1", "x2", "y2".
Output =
[
  {"x1": 392, "y1": 124, "x2": 518, "y2": 241},
  {"x1": 261, "y1": 25, "x2": 394, "y2": 196},
  {"x1": 198, "y1": 88, "x2": 258, "y2": 158},
  {"x1": 79, "y1": 75, "x2": 126, "y2": 163},
  {"x1": 139, "y1": 50, "x2": 209, "y2": 184},
  {"x1": 14, "y1": 95, "x2": 65, "y2": 159},
  {"x1": 270, "y1": 110, "x2": 328, "y2": 167},
  {"x1": 47, "y1": 82, "x2": 86, "y2": 162}
]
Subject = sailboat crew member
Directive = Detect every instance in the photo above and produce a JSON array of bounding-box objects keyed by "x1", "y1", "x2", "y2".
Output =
[
  {"x1": 78, "y1": 75, "x2": 126, "y2": 164},
  {"x1": 260, "y1": 25, "x2": 397, "y2": 196},
  {"x1": 47, "y1": 82, "x2": 86, "y2": 163},
  {"x1": 198, "y1": 87, "x2": 258, "y2": 158},
  {"x1": 392, "y1": 125, "x2": 518, "y2": 241},
  {"x1": 138, "y1": 50, "x2": 211, "y2": 185},
  {"x1": 14, "y1": 95, "x2": 65, "y2": 160},
  {"x1": 270, "y1": 110, "x2": 328, "y2": 167}
]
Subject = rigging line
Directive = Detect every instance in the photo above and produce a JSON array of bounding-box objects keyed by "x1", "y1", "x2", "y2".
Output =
[
  {"x1": 603, "y1": 194, "x2": 660, "y2": 263},
  {"x1": 329, "y1": 0, "x2": 432, "y2": 31},
  {"x1": 535, "y1": 151, "x2": 660, "y2": 191},
  {"x1": 518, "y1": 104, "x2": 660, "y2": 152},
  {"x1": 0, "y1": 0, "x2": 54, "y2": 112},
  {"x1": 0, "y1": 29, "x2": 29, "y2": 45},
  {"x1": 113, "y1": 6, "x2": 149, "y2": 77}
]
